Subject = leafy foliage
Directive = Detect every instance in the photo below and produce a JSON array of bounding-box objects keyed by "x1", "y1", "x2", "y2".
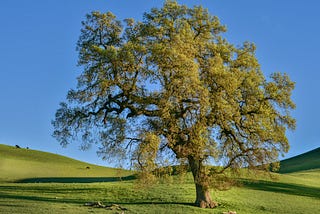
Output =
[{"x1": 52, "y1": 0, "x2": 295, "y2": 208}]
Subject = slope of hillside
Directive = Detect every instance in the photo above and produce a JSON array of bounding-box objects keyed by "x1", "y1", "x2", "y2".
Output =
[
  {"x1": 279, "y1": 147, "x2": 320, "y2": 173},
  {"x1": 0, "y1": 144, "x2": 131, "y2": 182},
  {"x1": 0, "y1": 145, "x2": 319, "y2": 213}
]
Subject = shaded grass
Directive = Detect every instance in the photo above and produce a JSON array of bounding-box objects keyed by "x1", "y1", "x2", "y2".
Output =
[
  {"x1": 1, "y1": 144, "x2": 319, "y2": 213},
  {"x1": 279, "y1": 147, "x2": 320, "y2": 173},
  {"x1": 242, "y1": 179, "x2": 320, "y2": 199},
  {"x1": 17, "y1": 175, "x2": 136, "y2": 183},
  {"x1": 0, "y1": 181, "x2": 205, "y2": 214},
  {"x1": 0, "y1": 171, "x2": 320, "y2": 214}
]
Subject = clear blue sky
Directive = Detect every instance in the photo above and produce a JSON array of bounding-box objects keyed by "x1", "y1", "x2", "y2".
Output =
[{"x1": 0, "y1": 0, "x2": 319, "y2": 167}]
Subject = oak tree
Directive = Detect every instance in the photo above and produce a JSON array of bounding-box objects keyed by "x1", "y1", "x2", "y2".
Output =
[{"x1": 53, "y1": 1, "x2": 295, "y2": 208}]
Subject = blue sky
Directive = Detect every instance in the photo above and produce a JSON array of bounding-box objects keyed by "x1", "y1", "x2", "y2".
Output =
[{"x1": 0, "y1": 0, "x2": 319, "y2": 167}]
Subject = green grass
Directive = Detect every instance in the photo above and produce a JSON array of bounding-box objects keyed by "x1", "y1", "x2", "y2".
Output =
[
  {"x1": 0, "y1": 144, "x2": 131, "y2": 183},
  {"x1": 0, "y1": 144, "x2": 319, "y2": 213},
  {"x1": 279, "y1": 147, "x2": 320, "y2": 173},
  {"x1": 0, "y1": 172, "x2": 319, "y2": 214}
]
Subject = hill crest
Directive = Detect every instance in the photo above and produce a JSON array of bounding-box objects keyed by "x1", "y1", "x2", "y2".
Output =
[
  {"x1": 280, "y1": 147, "x2": 320, "y2": 173},
  {"x1": 0, "y1": 144, "x2": 131, "y2": 182}
]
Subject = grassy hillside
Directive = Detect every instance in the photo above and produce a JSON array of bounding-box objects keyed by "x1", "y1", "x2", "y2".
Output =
[
  {"x1": 0, "y1": 169, "x2": 319, "y2": 213},
  {"x1": 279, "y1": 147, "x2": 320, "y2": 173},
  {"x1": 0, "y1": 144, "x2": 131, "y2": 183},
  {"x1": 0, "y1": 144, "x2": 319, "y2": 213}
]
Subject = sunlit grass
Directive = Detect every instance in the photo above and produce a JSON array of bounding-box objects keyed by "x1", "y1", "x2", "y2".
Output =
[
  {"x1": 0, "y1": 144, "x2": 131, "y2": 183},
  {"x1": 0, "y1": 173, "x2": 319, "y2": 214},
  {"x1": 0, "y1": 144, "x2": 319, "y2": 213}
]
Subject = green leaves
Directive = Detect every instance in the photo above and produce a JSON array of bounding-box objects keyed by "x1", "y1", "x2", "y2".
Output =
[
  {"x1": 135, "y1": 132, "x2": 160, "y2": 171},
  {"x1": 53, "y1": 1, "x2": 295, "y2": 185}
]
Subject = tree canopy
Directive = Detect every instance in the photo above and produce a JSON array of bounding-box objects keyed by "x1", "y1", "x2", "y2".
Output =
[{"x1": 52, "y1": 0, "x2": 295, "y2": 208}]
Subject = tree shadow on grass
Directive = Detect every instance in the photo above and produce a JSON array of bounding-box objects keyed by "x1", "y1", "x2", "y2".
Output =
[
  {"x1": 242, "y1": 179, "x2": 320, "y2": 199},
  {"x1": 0, "y1": 184, "x2": 104, "y2": 193},
  {"x1": 98, "y1": 201, "x2": 195, "y2": 207},
  {"x1": 16, "y1": 175, "x2": 136, "y2": 183},
  {"x1": 0, "y1": 192, "x2": 194, "y2": 207},
  {"x1": 0, "y1": 182, "x2": 195, "y2": 208},
  {"x1": 0, "y1": 204, "x2": 25, "y2": 208},
  {"x1": 0, "y1": 193, "x2": 83, "y2": 204}
]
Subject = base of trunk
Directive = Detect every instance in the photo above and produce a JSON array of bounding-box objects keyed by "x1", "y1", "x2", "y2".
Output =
[
  {"x1": 196, "y1": 200, "x2": 218, "y2": 208},
  {"x1": 195, "y1": 184, "x2": 218, "y2": 208},
  {"x1": 188, "y1": 156, "x2": 219, "y2": 209},
  {"x1": 195, "y1": 193, "x2": 218, "y2": 208}
]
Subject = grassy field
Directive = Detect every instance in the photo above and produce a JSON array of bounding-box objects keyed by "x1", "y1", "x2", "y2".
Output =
[
  {"x1": 0, "y1": 144, "x2": 131, "y2": 183},
  {"x1": 279, "y1": 147, "x2": 320, "y2": 173},
  {"x1": 0, "y1": 144, "x2": 319, "y2": 214}
]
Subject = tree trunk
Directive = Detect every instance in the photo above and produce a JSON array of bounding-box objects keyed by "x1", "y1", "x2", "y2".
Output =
[{"x1": 188, "y1": 156, "x2": 217, "y2": 208}]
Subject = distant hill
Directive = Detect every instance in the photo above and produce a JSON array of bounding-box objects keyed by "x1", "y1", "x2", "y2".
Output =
[
  {"x1": 0, "y1": 144, "x2": 132, "y2": 183},
  {"x1": 279, "y1": 147, "x2": 320, "y2": 173},
  {"x1": 2, "y1": 143, "x2": 319, "y2": 182}
]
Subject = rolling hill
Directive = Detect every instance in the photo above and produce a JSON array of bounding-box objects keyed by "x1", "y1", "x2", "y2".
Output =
[
  {"x1": 279, "y1": 147, "x2": 320, "y2": 173},
  {"x1": 0, "y1": 144, "x2": 132, "y2": 183},
  {"x1": 0, "y1": 144, "x2": 319, "y2": 213},
  {"x1": 1, "y1": 143, "x2": 319, "y2": 182}
]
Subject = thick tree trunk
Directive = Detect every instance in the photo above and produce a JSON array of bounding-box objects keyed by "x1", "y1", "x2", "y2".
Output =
[{"x1": 188, "y1": 156, "x2": 217, "y2": 208}]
